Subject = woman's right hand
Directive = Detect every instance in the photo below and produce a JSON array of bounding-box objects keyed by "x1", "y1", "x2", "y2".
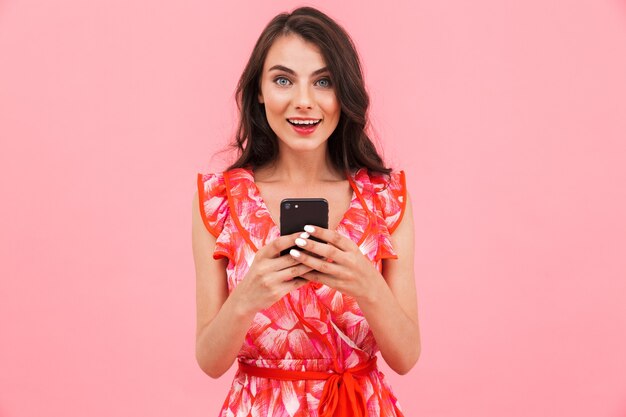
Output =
[{"x1": 230, "y1": 232, "x2": 312, "y2": 315}]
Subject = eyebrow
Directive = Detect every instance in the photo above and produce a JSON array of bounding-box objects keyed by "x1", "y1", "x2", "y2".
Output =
[{"x1": 267, "y1": 65, "x2": 329, "y2": 76}]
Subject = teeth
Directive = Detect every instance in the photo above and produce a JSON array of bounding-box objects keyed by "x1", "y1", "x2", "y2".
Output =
[{"x1": 288, "y1": 119, "x2": 321, "y2": 125}]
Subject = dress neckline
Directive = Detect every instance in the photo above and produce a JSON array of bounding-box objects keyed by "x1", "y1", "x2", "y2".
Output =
[{"x1": 241, "y1": 166, "x2": 362, "y2": 234}]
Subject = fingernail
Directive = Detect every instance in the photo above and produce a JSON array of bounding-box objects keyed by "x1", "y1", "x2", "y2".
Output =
[
  {"x1": 299, "y1": 232, "x2": 310, "y2": 239},
  {"x1": 304, "y1": 225, "x2": 315, "y2": 233},
  {"x1": 289, "y1": 249, "x2": 301, "y2": 258},
  {"x1": 295, "y1": 238, "x2": 307, "y2": 247}
]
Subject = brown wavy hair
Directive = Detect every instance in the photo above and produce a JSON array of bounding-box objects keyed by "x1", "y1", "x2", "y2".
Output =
[{"x1": 226, "y1": 6, "x2": 390, "y2": 175}]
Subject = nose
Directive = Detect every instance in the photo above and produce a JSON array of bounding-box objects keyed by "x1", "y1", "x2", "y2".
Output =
[{"x1": 294, "y1": 83, "x2": 313, "y2": 109}]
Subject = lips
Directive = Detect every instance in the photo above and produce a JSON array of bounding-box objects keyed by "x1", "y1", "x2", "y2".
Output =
[
  {"x1": 288, "y1": 119, "x2": 320, "y2": 135},
  {"x1": 286, "y1": 119, "x2": 321, "y2": 126}
]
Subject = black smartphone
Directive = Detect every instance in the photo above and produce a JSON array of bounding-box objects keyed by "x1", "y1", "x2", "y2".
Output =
[{"x1": 280, "y1": 198, "x2": 329, "y2": 256}]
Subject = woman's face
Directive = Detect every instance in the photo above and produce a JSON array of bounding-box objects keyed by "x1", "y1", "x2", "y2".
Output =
[{"x1": 258, "y1": 34, "x2": 340, "y2": 153}]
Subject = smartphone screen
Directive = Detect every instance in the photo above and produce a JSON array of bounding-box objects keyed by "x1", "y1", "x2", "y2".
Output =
[{"x1": 280, "y1": 198, "x2": 328, "y2": 256}]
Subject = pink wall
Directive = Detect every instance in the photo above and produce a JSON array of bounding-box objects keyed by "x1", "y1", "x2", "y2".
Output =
[{"x1": 1, "y1": 0, "x2": 626, "y2": 416}]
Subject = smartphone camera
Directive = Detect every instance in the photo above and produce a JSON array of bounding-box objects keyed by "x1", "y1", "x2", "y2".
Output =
[{"x1": 284, "y1": 203, "x2": 291, "y2": 210}]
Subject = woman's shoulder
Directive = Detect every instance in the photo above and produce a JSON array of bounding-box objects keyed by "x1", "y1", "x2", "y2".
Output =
[
  {"x1": 197, "y1": 171, "x2": 225, "y2": 189},
  {"x1": 351, "y1": 168, "x2": 405, "y2": 194},
  {"x1": 195, "y1": 171, "x2": 230, "y2": 238},
  {"x1": 197, "y1": 166, "x2": 253, "y2": 190},
  {"x1": 366, "y1": 169, "x2": 405, "y2": 193},
  {"x1": 356, "y1": 168, "x2": 407, "y2": 234}
]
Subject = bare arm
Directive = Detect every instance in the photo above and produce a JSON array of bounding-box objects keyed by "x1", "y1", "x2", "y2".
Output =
[
  {"x1": 192, "y1": 190, "x2": 255, "y2": 378},
  {"x1": 192, "y1": 191, "x2": 311, "y2": 378},
  {"x1": 356, "y1": 193, "x2": 421, "y2": 374}
]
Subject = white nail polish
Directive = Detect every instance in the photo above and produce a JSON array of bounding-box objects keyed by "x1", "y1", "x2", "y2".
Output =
[
  {"x1": 289, "y1": 249, "x2": 301, "y2": 258},
  {"x1": 299, "y1": 232, "x2": 310, "y2": 239},
  {"x1": 295, "y1": 238, "x2": 307, "y2": 247},
  {"x1": 304, "y1": 225, "x2": 315, "y2": 233}
]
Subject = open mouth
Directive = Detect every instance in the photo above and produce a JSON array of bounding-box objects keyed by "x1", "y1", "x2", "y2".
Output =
[{"x1": 287, "y1": 119, "x2": 322, "y2": 126}]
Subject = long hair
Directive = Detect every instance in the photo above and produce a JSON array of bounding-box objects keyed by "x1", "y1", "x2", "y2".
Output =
[{"x1": 226, "y1": 6, "x2": 391, "y2": 175}]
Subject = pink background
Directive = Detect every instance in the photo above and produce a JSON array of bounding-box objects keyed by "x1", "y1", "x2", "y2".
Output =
[{"x1": 1, "y1": 0, "x2": 626, "y2": 416}]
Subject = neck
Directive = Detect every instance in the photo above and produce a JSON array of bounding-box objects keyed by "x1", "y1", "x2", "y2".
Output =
[{"x1": 255, "y1": 145, "x2": 344, "y2": 185}]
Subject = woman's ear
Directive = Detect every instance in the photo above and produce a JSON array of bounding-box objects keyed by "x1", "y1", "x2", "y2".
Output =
[{"x1": 258, "y1": 92, "x2": 264, "y2": 104}]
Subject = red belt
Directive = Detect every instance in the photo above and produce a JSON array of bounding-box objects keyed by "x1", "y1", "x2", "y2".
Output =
[{"x1": 238, "y1": 356, "x2": 378, "y2": 417}]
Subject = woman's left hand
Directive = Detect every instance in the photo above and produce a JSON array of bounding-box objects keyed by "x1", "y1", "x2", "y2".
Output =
[{"x1": 289, "y1": 225, "x2": 385, "y2": 302}]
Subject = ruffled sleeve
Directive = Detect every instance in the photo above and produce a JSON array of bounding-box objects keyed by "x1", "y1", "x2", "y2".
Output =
[
  {"x1": 371, "y1": 170, "x2": 408, "y2": 261},
  {"x1": 196, "y1": 172, "x2": 232, "y2": 261},
  {"x1": 371, "y1": 170, "x2": 407, "y2": 234}
]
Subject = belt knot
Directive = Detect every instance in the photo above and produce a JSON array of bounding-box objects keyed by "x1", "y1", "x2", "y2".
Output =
[{"x1": 318, "y1": 367, "x2": 369, "y2": 417}]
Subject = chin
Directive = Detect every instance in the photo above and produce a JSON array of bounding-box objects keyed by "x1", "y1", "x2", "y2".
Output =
[{"x1": 281, "y1": 137, "x2": 328, "y2": 153}]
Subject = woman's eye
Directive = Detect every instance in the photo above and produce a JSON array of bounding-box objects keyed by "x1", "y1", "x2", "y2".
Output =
[
  {"x1": 274, "y1": 76, "x2": 291, "y2": 86},
  {"x1": 317, "y1": 78, "x2": 332, "y2": 88},
  {"x1": 273, "y1": 76, "x2": 332, "y2": 88}
]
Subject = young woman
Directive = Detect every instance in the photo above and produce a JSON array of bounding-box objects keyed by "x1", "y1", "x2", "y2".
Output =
[{"x1": 192, "y1": 6, "x2": 420, "y2": 416}]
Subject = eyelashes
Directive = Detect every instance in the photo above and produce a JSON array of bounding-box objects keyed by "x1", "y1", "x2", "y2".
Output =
[
  {"x1": 316, "y1": 78, "x2": 332, "y2": 88},
  {"x1": 273, "y1": 76, "x2": 333, "y2": 88},
  {"x1": 275, "y1": 76, "x2": 290, "y2": 86}
]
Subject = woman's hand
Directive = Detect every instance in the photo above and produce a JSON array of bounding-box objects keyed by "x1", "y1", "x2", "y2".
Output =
[
  {"x1": 231, "y1": 232, "x2": 313, "y2": 315},
  {"x1": 289, "y1": 219, "x2": 421, "y2": 375},
  {"x1": 289, "y1": 225, "x2": 386, "y2": 302}
]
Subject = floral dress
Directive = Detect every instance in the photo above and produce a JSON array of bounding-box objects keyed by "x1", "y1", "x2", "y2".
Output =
[{"x1": 196, "y1": 167, "x2": 408, "y2": 417}]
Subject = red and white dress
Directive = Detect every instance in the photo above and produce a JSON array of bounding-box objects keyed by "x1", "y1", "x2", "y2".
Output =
[{"x1": 196, "y1": 166, "x2": 408, "y2": 417}]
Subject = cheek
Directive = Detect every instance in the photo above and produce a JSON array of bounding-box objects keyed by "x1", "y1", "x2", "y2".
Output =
[
  {"x1": 264, "y1": 92, "x2": 290, "y2": 115},
  {"x1": 318, "y1": 94, "x2": 340, "y2": 117}
]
